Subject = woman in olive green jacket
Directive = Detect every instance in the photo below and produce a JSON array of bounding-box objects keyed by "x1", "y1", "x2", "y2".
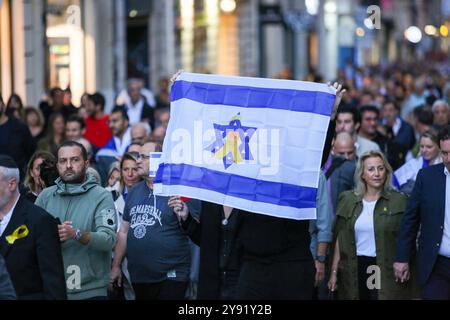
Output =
[{"x1": 328, "y1": 150, "x2": 419, "y2": 300}]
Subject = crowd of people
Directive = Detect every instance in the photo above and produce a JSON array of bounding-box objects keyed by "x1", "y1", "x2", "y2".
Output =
[{"x1": 1, "y1": 60, "x2": 450, "y2": 300}]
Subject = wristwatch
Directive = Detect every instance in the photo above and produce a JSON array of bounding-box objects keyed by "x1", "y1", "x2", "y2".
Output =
[
  {"x1": 316, "y1": 255, "x2": 326, "y2": 263},
  {"x1": 74, "y1": 229, "x2": 82, "y2": 241}
]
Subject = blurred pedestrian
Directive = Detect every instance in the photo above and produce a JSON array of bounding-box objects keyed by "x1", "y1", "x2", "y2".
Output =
[
  {"x1": 335, "y1": 105, "x2": 380, "y2": 157},
  {"x1": 381, "y1": 99, "x2": 416, "y2": 151},
  {"x1": 0, "y1": 94, "x2": 36, "y2": 179},
  {"x1": 105, "y1": 162, "x2": 120, "y2": 190},
  {"x1": 6, "y1": 93, "x2": 24, "y2": 120},
  {"x1": 131, "y1": 122, "x2": 151, "y2": 144},
  {"x1": 394, "y1": 129, "x2": 442, "y2": 194},
  {"x1": 120, "y1": 79, "x2": 155, "y2": 128},
  {"x1": 84, "y1": 92, "x2": 112, "y2": 150},
  {"x1": 325, "y1": 132, "x2": 357, "y2": 215},
  {"x1": 65, "y1": 115, "x2": 92, "y2": 158},
  {"x1": 96, "y1": 106, "x2": 131, "y2": 184},
  {"x1": 24, "y1": 107, "x2": 45, "y2": 145},
  {"x1": 432, "y1": 100, "x2": 450, "y2": 132},
  {"x1": 37, "y1": 112, "x2": 65, "y2": 156}
]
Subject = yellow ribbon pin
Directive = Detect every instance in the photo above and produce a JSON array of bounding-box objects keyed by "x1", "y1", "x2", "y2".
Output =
[{"x1": 6, "y1": 225, "x2": 29, "y2": 245}]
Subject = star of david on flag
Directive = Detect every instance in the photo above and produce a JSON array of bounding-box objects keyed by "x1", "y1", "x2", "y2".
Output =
[{"x1": 205, "y1": 113, "x2": 257, "y2": 169}]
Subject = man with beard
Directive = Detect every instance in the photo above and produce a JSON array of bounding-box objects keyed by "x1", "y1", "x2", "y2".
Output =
[
  {"x1": 0, "y1": 94, "x2": 36, "y2": 179},
  {"x1": 84, "y1": 92, "x2": 112, "y2": 151},
  {"x1": 96, "y1": 106, "x2": 132, "y2": 184},
  {"x1": 36, "y1": 141, "x2": 117, "y2": 300}
]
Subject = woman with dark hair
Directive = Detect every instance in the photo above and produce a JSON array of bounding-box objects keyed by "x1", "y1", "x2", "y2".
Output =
[
  {"x1": 0, "y1": 93, "x2": 36, "y2": 178},
  {"x1": 24, "y1": 107, "x2": 45, "y2": 144},
  {"x1": 22, "y1": 151, "x2": 57, "y2": 202},
  {"x1": 6, "y1": 93, "x2": 24, "y2": 120},
  {"x1": 328, "y1": 150, "x2": 419, "y2": 300},
  {"x1": 37, "y1": 112, "x2": 65, "y2": 156}
]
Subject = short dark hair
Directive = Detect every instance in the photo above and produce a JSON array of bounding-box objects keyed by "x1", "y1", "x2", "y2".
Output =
[
  {"x1": 337, "y1": 105, "x2": 361, "y2": 124},
  {"x1": 67, "y1": 114, "x2": 86, "y2": 130},
  {"x1": 111, "y1": 105, "x2": 129, "y2": 122},
  {"x1": 57, "y1": 141, "x2": 88, "y2": 161},
  {"x1": 426, "y1": 94, "x2": 438, "y2": 108},
  {"x1": 49, "y1": 87, "x2": 63, "y2": 98},
  {"x1": 88, "y1": 92, "x2": 105, "y2": 111},
  {"x1": 383, "y1": 99, "x2": 400, "y2": 111},
  {"x1": 360, "y1": 90, "x2": 374, "y2": 99},
  {"x1": 414, "y1": 106, "x2": 434, "y2": 126},
  {"x1": 438, "y1": 125, "x2": 450, "y2": 143},
  {"x1": 359, "y1": 105, "x2": 380, "y2": 117}
]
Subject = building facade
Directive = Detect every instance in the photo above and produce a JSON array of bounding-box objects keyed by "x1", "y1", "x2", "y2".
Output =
[{"x1": 1, "y1": 0, "x2": 448, "y2": 110}]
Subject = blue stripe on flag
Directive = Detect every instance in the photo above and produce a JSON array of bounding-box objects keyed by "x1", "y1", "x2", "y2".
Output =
[
  {"x1": 155, "y1": 163, "x2": 318, "y2": 209},
  {"x1": 171, "y1": 80, "x2": 335, "y2": 116}
]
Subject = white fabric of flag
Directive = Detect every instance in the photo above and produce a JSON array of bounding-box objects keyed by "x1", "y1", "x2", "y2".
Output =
[{"x1": 154, "y1": 72, "x2": 336, "y2": 220}]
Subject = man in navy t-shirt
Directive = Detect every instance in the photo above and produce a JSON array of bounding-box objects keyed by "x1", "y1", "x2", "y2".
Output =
[{"x1": 110, "y1": 141, "x2": 200, "y2": 299}]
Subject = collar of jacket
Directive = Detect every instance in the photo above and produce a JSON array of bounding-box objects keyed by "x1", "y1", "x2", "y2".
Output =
[
  {"x1": 54, "y1": 173, "x2": 98, "y2": 196},
  {"x1": 352, "y1": 188, "x2": 393, "y2": 203}
]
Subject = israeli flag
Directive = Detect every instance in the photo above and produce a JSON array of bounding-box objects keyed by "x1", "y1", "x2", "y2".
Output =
[
  {"x1": 393, "y1": 156, "x2": 432, "y2": 189},
  {"x1": 154, "y1": 73, "x2": 336, "y2": 220}
]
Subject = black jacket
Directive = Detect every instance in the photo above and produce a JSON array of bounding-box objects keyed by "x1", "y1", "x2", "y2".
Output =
[
  {"x1": 141, "y1": 102, "x2": 155, "y2": 130},
  {"x1": 238, "y1": 213, "x2": 312, "y2": 263},
  {"x1": 122, "y1": 102, "x2": 155, "y2": 130},
  {"x1": 0, "y1": 196, "x2": 67, "y2": 300},
  {"x1": 396, "y1": 163, "x2": 448, "y2": 286},
  {"x1": 0, "y1": 254, "x2": 16, "y2": 299},
  {"x1": 182, "y1": 202, "x2": 243, "y2": 299},
  {"x1": 373, "y1": 131, "x2": 406, "y2": 170},
  {"x1": 0, "y1": 117, "x2": 36, "y2": 178}
]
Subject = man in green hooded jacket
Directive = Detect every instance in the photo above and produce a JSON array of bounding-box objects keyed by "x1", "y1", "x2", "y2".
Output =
[{"x1": 36, "y1": 141, "x2": 117, "y2": 300}]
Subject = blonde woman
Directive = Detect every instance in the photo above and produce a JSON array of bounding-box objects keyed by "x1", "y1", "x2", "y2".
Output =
[
  {"x1": 393, "y1": 129, "x2": 442, "y2": 194},
  {"x1": 328, "y1": 150, "x2": 419, "y2": 300}
]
